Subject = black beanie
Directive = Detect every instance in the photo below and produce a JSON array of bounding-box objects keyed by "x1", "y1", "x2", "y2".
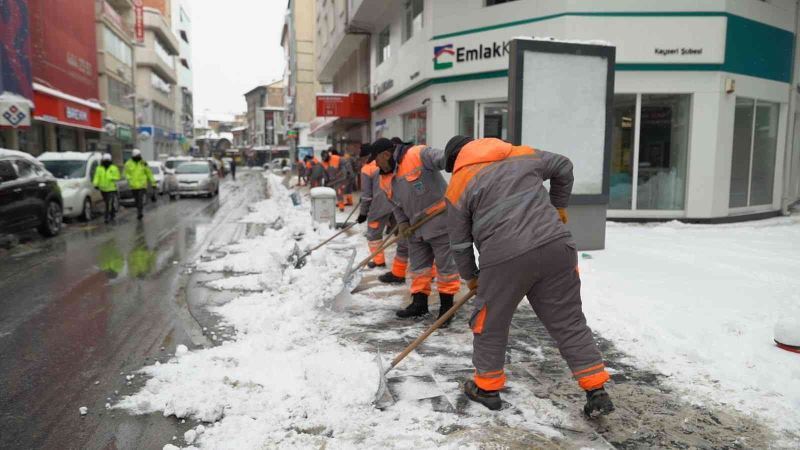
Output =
[
  {"x1": 359, "y1": 143, "x2": 372, "y2": 158},
  {"x1": 371, "y1": 138, "x2": 395, "y2": 156},
  {"x1": 444, "y1": 135, "x2": 474, "y2": 173}
]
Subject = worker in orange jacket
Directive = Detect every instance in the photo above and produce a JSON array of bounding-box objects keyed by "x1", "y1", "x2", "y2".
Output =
[
  {"x1": 321, "y1": 149, "x2": 346, "y2": 211},
  {"x1": 372, "y1": 137, "x2": 460, "y2": 326},
  {"x1": 357, "y1": 143, "x2": 408, "y2": 282},
  {"x1": 442, "y1": 135, "x2": 614, "y2": 417},
  {"x1": 307, "y1": 156, "x2": 324, "y2": 188}
]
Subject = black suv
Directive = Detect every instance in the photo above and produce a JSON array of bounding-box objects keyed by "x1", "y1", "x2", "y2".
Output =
[{"x1": 0, "y1": 149, "x2": 63, "y2": 237}]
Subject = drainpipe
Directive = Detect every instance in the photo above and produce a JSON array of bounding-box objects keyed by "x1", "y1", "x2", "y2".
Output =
[{"x1": 782, "y1": 0, "x2": 800, "y2": 214}]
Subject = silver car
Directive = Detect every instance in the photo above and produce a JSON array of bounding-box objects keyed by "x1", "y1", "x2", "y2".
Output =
[{"x1": 175, "y1": 161, "x2": 219, "y2": 198}]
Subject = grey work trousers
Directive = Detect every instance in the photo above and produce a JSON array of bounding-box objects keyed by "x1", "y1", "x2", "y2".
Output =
[{"x1": 470, "y1": 237, "x2": 608, "y2": 391}]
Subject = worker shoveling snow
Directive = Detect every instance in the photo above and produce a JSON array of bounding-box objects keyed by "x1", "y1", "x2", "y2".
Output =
[{"x1": 115, "y1": 173, "x2": 573, "y2": 449}]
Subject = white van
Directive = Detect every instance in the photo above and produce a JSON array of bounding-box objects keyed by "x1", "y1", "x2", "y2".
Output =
[{"x1": 37, "y1": 152, "x2": 103, "y2": 221}]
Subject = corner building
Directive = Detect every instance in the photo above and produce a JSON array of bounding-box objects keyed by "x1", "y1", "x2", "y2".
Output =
[{"x1": 362, "y1": 0, "x2": 800, "y2": 221}]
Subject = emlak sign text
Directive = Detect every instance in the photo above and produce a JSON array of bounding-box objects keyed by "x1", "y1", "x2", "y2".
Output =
[{"x1": 434, "y1": 41, "x2": 510, "y2": 71}]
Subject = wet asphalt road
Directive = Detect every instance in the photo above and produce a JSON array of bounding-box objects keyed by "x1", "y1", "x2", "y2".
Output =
[{"x1": 0, "y1": 170, "x2": 265, "y2": 450}]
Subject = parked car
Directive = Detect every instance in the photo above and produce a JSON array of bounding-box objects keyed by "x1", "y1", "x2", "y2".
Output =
[
  {"x1": 37, "y1": 151, "x2": 103, "y2": 221},
  {"x1": 221, "y1": 158, "x2": 232, "y2": 175},
  {"x1": 165, "y1": 156, "x2": 193, "y2": 173},
  {"x1": 148, "y1": 161, "x2": 168, "y2": 194},
  {"x1": 175, "y1": 161, "x2": 220, "y2": 197},
  {"x1": 0, "y1": 148, "x2": 63, "y2": 237}
]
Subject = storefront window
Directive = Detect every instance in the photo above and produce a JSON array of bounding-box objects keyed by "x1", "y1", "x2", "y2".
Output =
[
  {"x1": 610, "y1": 95, "x2": 636, "y2": 209},
  {"x1": 480, "y1": 103, "x2": 508, "y2": 140},
  {"x1": 729, "y1": 98, "x2": 754, "y2": 208},
  {"x1": 729, "y1": 98, "x2": 779, "y2": 207},
  {"x1": 57, "y1": 127, "x2": 78, "y2": 152},
  {"x1": 608, "y1": 94, "x2": 690, "y2": 211},
  {"x1": 458, "y1": 101, "x2": 475, "y2": 137},
  {"x1": 402, "y1": 109, "x2": 427, "y2": 144},
  {"x1": 637, "y1": 94, "x2": 690, "y2": 210}
]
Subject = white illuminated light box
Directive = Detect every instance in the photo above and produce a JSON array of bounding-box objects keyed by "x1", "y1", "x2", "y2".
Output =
[{"x1": 508, "y1": 38, "x2": 616, "y2": 250}]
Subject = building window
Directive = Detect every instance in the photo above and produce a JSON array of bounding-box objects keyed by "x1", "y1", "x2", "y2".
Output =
[
  {"x1": 403, "y1": 0, "x2": 423, "y2": 43},
  {"x1": 108, "y1": 77, "x2": 133, "y2": 109},
  {"x1": 610, "y1": 94, "x2": 636, "y2": 209},
  {"x1": 402, "y1": 108, "x2": 427, "y2": 144},
  {"x1": 180, "y1": 58, "x2": 190, "y2": 69},
  {"x1": 486, "y1": 0, "x2": 518, "y2": 5},
  {"x1": 458, "y1": 101, "x2": 475, "y2": 137},
  {"x1": 151, "y1": 72, "x2": 172, "y2": 95},
  {"x1": 729, "y1": 98, "x2": 779, "y2": 208},
  {"x1": 377, "y1": 26, "x2": 390, "y2": 65},
  {"x1": 609, "y1": 94, "x2": 690, "y2": 211},
  {"x1": 155, "y1": 38, "x2": 174, "y2": 69},
  {"x1": 103, "y1": 26, "x2": 132, "y2": 66},
  {"x1": 180, "y1": 30, "x2": 189, "y2": 43}
]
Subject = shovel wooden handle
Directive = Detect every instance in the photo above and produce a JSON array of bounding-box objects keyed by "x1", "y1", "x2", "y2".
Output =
[
  {"x1": 351, "y1": 207, "x2": 444, "y2": 274},
  {"x1": 305, "y1": 221, "x2": 358, "y2": 255},
  {"x1": 389, "y1": 288, "x2": 478, "y2": 371}
]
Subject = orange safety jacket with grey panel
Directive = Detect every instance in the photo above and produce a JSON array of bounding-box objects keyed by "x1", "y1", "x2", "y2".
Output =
[
  {"x1": 445, "y1": 138, "x2": 574, "y2": 280},
  {"x1": 359, "y1": 161, "x2": 394, "y2": 221},
  {"x1": 381, "y1": 144, "x2": 449, "y2": 241},
  {"x1": 321, "y1": 154, "x2": 343, "y2": 186}
]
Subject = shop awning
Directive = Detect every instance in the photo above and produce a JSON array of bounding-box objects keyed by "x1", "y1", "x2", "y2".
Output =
[
  {"x1": 309, "y1": 116, "x2": 338, "y2": 137},
  {"x1": 32, "y1": 82, "x2": 104, "y2": 132}
]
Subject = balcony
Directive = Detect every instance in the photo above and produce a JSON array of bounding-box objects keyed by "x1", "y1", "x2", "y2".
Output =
[
  {"x1": 135, "y1": 48, "x2": 177, "y2": 84},
  {"x1": 97, "y1": 0, "x2": 134, "y2": 41},
  {"x1": 144, "y1": 8, "x2": 180, "y2": 55},
  {"x1": 348, "y1": 0, "x2": 391, "y2": 31}
]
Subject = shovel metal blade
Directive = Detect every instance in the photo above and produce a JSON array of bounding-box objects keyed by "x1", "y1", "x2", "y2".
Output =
[{"x1": 373, "y1": 351, "x2": 395, "y2": 409}]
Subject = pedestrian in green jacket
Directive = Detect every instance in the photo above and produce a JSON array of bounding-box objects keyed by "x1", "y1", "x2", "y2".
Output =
[
  {"x1": 124, "y1": 149, "x2": 157, "y2": 220},
  {"x1": 93, "y1": 153, "x2": 121, "y2": 223}
]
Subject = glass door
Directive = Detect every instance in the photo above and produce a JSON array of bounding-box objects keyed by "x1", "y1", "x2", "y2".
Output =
[{"x1": 477, "y1": 102, "x2": 508, "y2": 140}]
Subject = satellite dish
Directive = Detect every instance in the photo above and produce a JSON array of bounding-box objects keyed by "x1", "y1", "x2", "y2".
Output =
[
  {"x1": 138, "y1": 130, "x2": 152, "y2": 141},
  {"x1": 103, "y1": 122, "x2": 117, "y2": 135}
]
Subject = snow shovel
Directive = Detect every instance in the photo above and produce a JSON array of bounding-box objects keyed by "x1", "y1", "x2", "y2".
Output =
[
  {"x1": 290, "y1": 221, "x2": 359, "y2": 269},
  {"x1": 343, "y1": 207, "x2": 445, "y2": 287},
  {"x1": 374, "y1": 288, "x2": 478, "y2": 408},
  {"x1": 337, "y1": 199, "x2": 362, "y2": 229}
]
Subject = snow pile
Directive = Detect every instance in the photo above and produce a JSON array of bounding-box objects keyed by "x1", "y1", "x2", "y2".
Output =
[
  {"x1": 117, "y1": 174, "x2": 563, "y2": 448},
  {"x1": 581, "y1": 216, "x2": 800, "y2": 435}
]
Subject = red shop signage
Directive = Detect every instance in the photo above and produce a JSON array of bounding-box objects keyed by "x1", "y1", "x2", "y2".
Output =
[
  {"x1": 33, "y1": 90, "x2": 103, "y2": 131},
  {"x1": 134, "y1": 0, "x2": 144, "y2": 43},
  {"x1": 316, "y1": 93, "x2": 370, "y2": 120}
]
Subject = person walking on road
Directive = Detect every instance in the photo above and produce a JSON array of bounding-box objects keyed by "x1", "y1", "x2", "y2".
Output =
[
  {"x1": 357, "y1": 143, "x2": 408, "y2": 282},
  {"x1": 372, "y1": 137, "x2": 461, "y2": 326},
  {"x1": 124, "y1": 149, "x2": 157, "y2": 220},
  {"x1": 230, "y1": 157, "x2": 237, "y2": 181},
  {"x1": 442, "y1": 135, "x2": 614, "y2": 416},
  {"x1": 93, "y1": 153, "x2": 120, "y2": 224}
]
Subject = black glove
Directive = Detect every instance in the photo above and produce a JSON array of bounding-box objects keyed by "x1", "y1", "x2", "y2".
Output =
[{"x1": 357, "y1": 214, "x2": 367, "y2": 224}]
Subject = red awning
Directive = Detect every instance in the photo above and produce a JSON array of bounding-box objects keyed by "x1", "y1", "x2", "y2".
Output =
[{"x1": 32, "y1": 83, "x2": 103, "y2": 132}]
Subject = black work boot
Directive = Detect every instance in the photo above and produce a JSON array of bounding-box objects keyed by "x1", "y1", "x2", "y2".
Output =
[
  {"x1": 378, "y1": 271, "x2": 405, "y2": 284},
  {"x1": 437, "y1": 294, "x2": 454, "y2": 328},
  {"x1": 367, "y1": 261, "x2": 386, "y2": 269},
  {"x1": 464, "y1": 379, "x2": 502, "y2": 411},
  {"x1": 396, "y1": 293, "x2": 429, "y2": 318},
  {"x1": 583, "y1": 387, "x2": 615, "y2": 417}
]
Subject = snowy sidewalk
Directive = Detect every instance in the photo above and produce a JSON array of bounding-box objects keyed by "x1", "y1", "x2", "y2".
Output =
[{"x1": 114, "y1": 173, "x2": 800, "y2": 449}]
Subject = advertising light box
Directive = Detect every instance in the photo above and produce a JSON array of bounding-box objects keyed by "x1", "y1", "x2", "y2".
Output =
[{"x1": 508, "y1": 38, "x2": 615, "y2": 250}]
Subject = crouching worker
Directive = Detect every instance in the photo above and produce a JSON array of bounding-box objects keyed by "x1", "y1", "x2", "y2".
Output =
[
  {"x1": 372, "y1": 137, "x2": 461, "y2": 326},
  {"x1": 442, "y1": 135, "x2": 614, "y2": 416}
]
